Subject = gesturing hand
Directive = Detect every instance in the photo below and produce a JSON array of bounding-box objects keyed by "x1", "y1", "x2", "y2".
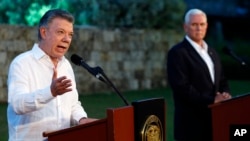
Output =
[{"x1": 51, "y1": 68, "x2": 72, "y2": 97}]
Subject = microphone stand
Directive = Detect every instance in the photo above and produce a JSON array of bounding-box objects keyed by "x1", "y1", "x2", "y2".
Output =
[
  {"x1": 223, "y1": 45, "x2": 250, "y2": 69},
  {"x1": 230, "y1": 52, "x2": 250, "y2": 69},
  {"x1": 94, "y1": 66, "x2": 130, "y2": 106}
]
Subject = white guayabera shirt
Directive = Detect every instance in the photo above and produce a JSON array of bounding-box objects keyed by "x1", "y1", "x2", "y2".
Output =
[{"x1": 7, "y1": 43, "x2": 87, "y2": 141}]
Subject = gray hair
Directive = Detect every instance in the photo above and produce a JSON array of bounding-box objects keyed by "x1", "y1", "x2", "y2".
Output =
[
  {"x1": 38, "y1": 9, "x2": 74, "y2": 41},
  {"x1": 184, "y1": 9, "x2": 207, "y2": 24}
]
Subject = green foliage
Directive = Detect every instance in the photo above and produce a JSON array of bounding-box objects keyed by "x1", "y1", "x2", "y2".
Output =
[
  {"x1": 0, "y1": 0, "x2": 186, "y2": 29},
  {"x1": 70, "y1": 0, "x2": 186, "y2": 30},
  {"x1": 0, "y1": 0, "x2": 69, "y2": 26},
  {"x1": 25, "y1": 3, "x2": 52, "y2": 26}
]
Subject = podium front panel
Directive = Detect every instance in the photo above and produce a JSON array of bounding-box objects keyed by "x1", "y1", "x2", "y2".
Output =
[{"x1": 132, "y1": 97, "x2": 166, "y2": 141}]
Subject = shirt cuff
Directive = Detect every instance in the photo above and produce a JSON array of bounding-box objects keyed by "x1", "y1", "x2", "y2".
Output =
[{"x1": 38, "y1": 86, "x2": 54, "y2": 103}]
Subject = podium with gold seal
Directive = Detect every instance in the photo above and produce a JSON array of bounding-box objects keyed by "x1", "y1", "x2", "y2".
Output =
[
  {"x1": 43, "y1": 97, "x2": 166, "y2": 141},
  {"x1": 133, "y1": 98, "x2": 166, "y2": 141}
]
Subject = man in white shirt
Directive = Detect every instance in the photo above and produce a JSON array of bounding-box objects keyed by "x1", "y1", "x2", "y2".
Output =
[
  {"x1": 7, "y1": 9, "x2": 96, "y2": 141},
  {"x1": 166, "y1": 8, "x2": 232, "y2": 141}
]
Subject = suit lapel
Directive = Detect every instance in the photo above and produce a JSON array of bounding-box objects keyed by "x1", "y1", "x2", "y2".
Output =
[
  {"x1": 208, "y1": 47, "x2": 219, "y2": 86},
  {"x1": 183, "y1": 39, "x2": 214, "y2": 83}
]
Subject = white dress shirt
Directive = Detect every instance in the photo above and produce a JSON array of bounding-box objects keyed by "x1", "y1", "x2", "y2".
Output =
[
  {"x1": 185, "y1": 36, "x2": 215, "y2": 83},
  {"x1": 7, "y1": 43, "x2": 87, "y2": 141}
]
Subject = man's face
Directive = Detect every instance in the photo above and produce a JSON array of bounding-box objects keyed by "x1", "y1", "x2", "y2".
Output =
[
  {"x1": 184, "y1": 14, "x2": 207, "y2": 44},
  {"x1": 40, "y1": 17, "x2": 73, "y2": 58}
]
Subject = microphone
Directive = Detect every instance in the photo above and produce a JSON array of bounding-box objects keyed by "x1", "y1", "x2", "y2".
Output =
[
  {"x1": 70, "y1": 54, "x2": 105, "y2": 82},
  {"x1": 70, "y1": 54, "x2": 129, "y2": 106},
  {"x1": 222, "y1": 46, "x2": 246, "y2": 66}
]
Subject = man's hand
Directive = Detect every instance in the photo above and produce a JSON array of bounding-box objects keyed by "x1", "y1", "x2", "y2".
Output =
[
  {"x1": 79, "y1": 117, "x2": 98, "y2": 125},
  {"x1": 214, "y1": 92, "x2": 232, "y2": 103},
  {"x1": 51, "y1": 68, "x2": 72, "y2": 97}
]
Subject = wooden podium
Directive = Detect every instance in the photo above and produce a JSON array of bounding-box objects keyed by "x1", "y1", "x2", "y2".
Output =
[
  {"x1": 43, "y1": 98, "x2": 166, "y2": 141},
  {"x1": 209, "y1": 93, "x2": 250, "y2": 141}
]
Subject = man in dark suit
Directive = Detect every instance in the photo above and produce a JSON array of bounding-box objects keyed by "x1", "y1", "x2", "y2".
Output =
[{"x1": 167, "y1": 8, "x2": 232, "y2": 141}]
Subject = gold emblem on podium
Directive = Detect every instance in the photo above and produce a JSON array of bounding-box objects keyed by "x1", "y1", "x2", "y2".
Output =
[{"x1": 141, "y1": 115, "x2": 163, "y2": 141}]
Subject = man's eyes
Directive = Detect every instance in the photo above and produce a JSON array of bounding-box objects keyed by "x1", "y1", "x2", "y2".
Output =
[{"x1": 56, "y1": 30, "x2": 73, "y2": 37}]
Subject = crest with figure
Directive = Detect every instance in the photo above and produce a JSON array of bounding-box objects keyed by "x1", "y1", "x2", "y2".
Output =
[{"x1": 141, "y1": 115, "x2": 163, "y2": 141}]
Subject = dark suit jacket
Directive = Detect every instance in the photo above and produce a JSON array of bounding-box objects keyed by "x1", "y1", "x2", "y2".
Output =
[{"x1": 167, "y1": 38, "x2": 230, "y2": 141}]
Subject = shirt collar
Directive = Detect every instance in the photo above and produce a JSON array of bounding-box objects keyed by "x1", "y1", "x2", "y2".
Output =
[{"x1": 185, "y1": 35, "x2": 208, "y2": 52}]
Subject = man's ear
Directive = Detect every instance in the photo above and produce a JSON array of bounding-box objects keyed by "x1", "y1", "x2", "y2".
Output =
[
  {"x1": 183, "y1": 24, "x2": 187, "y2": 33},
  {"x1": 40, "y1": 27, "x2": 47, "y2": 39}
]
